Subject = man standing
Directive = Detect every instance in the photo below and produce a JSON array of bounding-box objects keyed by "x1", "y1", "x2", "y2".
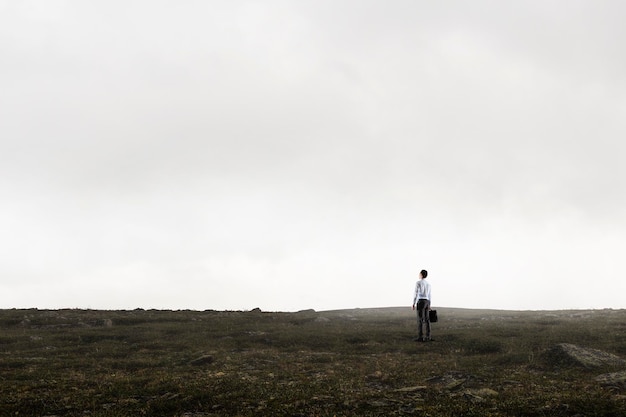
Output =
[{"x1": 412, "y1": 269, "x2": 432, "y2": 342}]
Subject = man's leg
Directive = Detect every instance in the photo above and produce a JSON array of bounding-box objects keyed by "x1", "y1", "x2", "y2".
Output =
[
  {"x1": 416, "y1": 306, "x2": 423, "y2": 340},
  {"x1": 417, "y1": 300, "x2": 426, "y2": 341},
  {"x1": 425, "y1": 301, "x2": 431, "y2": 340}
]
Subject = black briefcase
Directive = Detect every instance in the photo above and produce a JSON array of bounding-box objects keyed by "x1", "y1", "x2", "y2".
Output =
[{"x1": 429, "y1": 309, "x2": 438, "y2": 323}]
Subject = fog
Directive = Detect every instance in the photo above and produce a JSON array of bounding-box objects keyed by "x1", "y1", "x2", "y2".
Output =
[{"x1": 1, "y1": 1, "x2": 625, "y2": 311}]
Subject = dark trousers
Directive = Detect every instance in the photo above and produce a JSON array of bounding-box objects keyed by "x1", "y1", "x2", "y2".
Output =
[{"x1": 416, "y1": 299, "x2": 431, "y2": 339}]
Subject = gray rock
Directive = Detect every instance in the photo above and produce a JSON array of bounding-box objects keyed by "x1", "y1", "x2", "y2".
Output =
[
  {"x1": 394, "y1": 385, "x2": 428, "y2": 393},
  {"x1": 542, "y1": 343, "x2": 626, "y2": 369},
  {"x1": 595, "y1": 371, "x2": 626, "y2": 389},
  {"x1": 465, "y1": 388, "x2": 498, "y2": 397},
  {"x1": 189, "y1": 355, "x2": 214, "y2": 366}
]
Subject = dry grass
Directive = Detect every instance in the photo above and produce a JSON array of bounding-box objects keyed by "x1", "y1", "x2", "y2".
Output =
[{"x1": 1, "y1": 307, "x2": 625, "y2": 416}]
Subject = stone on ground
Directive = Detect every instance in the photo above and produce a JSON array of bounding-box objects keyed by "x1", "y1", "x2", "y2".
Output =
[{"x1": 542, "y1": 343, "x2": 626, "y2": 369}]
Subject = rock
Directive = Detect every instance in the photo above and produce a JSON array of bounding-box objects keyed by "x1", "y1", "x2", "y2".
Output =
[
  {"x1": 452, "y1": 389, "x2": 496, "y2": 403},
  {"x1": 365, "y1": 370, "x2": 385, "y2": 380},
  {"x1": 314, "y1": 316, "x2": 330, "y2": 323},
  {"x1": 542, "y1": 343, "x2": 626, "y2": 369},
  {"x1": 246, "y1": 331, "x2": 267, "y2": 336},
  {"x1": 465, "y1": 388, "x2": 498, "y2": 397},
  {"x1": 461, "y1": 392, "x2": 486, "y2": 403},
  {"x1": 367, "y1": 400, "x2": 391, "y2": 408},
  {"x1": 394, "y1": 385, "x2": 428, "y2": 393},
  {"x1": 189, "y1": 355, "x2": 214, "y2": 366},
  {"x1": 444, "y1": 379, "x2": 467, "y2": 391},
  {"x1": 103, "y1": 319, "x2": 113, "y2": 327},
  {"x1": 595, "y1": 371, "x2": 626, "y2": 389},
  {"x1": 426, "y1": 371, "x2": 476, "y2": 391},
  {"x1": 502, "y1": 380, "x2": 522, "y2": 386}
]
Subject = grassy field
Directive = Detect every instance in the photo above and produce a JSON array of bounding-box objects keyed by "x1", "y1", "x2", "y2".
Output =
[{"x1": 1, "y1": 307, "x2": 625, "y2": 416}]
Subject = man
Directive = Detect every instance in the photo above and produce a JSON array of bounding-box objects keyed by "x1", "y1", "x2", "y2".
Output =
[{"x1": 412, "y1": 269, "x2": 432, "y2": 342}]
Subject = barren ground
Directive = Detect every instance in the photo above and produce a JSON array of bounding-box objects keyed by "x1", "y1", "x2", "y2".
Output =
[{"x1": 1, "y1": 307, "x2": 625, "y2": 416}]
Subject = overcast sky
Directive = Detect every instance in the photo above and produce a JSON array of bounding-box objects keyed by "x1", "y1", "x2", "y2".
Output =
[{"x1": 1, "y1": 1, "x2": 625, "y2": 312}]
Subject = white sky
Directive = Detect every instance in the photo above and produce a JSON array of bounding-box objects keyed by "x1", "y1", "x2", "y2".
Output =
[{"x1": 1, "y1": 0, "x2": 625, "y2": 311}]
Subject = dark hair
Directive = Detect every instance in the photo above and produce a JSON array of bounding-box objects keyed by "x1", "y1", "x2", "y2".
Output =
[{"x1": 420, "y1": 269, "x2": 428, "y2": 278}]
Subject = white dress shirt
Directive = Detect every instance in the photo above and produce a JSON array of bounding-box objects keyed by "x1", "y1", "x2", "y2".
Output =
[{"x1": 413, "y1": 279, "x2": 431, "y2": 304}]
